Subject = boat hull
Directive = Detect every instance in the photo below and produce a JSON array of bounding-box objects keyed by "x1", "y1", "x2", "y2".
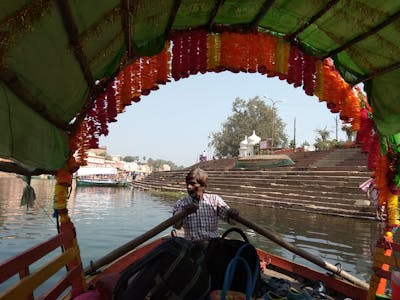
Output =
[
  {"x1": 86, "y1": 238, "x2": 368, "y2": 300},
  {"x1": 0, "y1": 230, "x2": 369, "y2": 300},
  {"x1": 76, "y1": 179, "x2": 129, "y2": 187}
]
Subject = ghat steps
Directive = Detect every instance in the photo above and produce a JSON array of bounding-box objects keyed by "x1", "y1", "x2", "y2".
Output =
[{"x1": 133, "y1": 148, "x2": 375, "y2": 220}]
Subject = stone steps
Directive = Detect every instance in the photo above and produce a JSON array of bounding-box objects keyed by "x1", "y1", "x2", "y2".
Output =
[{"x1": 132, "y1": 148, "x2": 375, "y2": 220}]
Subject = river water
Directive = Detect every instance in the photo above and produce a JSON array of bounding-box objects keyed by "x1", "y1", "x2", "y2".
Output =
[{"x1": 0, "y1": 175, "x2": 384, "y2": 290}]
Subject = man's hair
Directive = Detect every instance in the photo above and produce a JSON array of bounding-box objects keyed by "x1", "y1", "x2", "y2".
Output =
[{"x1": 186, "y1": 168, "x2": 208, "y2": 187}]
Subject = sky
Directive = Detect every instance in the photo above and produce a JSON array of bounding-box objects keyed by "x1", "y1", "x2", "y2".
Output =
[{"x1": 100, "y1": 72, "x2": 346, "y2": 167}]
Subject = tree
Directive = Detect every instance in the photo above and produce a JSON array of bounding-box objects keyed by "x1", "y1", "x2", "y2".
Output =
[
  {"x1": 209, "y1": 96, "x2": 288, "y2": 157},
  {"x1": 289, "y1": 139, "x2": 296, "y2": 149},
  {"x1": 123, "y1": 156, "x2": 139, "y2": 162},
  {"x1": 342, "y1": 125, "x2": 355, "y2": 142},
  {"x1": 146, "y1": 158, "x2": 184, "y2": 170},
  {"x1": 314, "y1": 127, "x2": 334, "y2": 150},
  {"x1": 315, "y1": 127, "x2": 330, "y2": 142}
]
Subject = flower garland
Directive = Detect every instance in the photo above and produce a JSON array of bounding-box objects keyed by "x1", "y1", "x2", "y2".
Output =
[
  {"x1": 54, "y1": 29, "x2": 400, "y2": 299},
  {"x1": 207, "y1": 33, "x2": 221, "y2": 72},
  {"x1": 71, "y1": 31, "x2": 398, "y2": 226}
]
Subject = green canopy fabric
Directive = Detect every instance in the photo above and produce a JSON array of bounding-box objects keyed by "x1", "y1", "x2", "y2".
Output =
[{"x1": 1, "y1": 0, "x2": 400, "y2": 172}]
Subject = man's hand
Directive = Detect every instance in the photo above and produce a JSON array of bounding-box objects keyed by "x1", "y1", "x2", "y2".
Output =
[
  {"x1": 173, "y1": 204, "x2": 198, "y2": 229},
  {"x1": 227, "y1": 208, "x2": 239, "y2": 224},
  {"x1": 227, "y1": 208, "x2": 239, "y2": 218},
  {"x1": 184, "y1": 203, "x2": 199, "y2": 215}
]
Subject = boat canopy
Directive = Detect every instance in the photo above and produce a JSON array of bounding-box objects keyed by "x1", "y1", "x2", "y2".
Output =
[
  {"x1": 2, "y1": 2, "x2": 400, "y2": 297},
  {"x1": 1, "y1": 1, "x2": 400, "y2": 174},
  {"x1": 76, "y1": 167, "x2": 118, "y2": 176}
]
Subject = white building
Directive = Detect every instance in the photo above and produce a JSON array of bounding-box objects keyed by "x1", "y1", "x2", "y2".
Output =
[{"x1": 239, "y1": 130, "x2": 261, "y2": 157}]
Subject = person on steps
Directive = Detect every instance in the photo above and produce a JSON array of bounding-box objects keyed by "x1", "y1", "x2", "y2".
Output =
[{"x1": 367, "y1": 179, "x2": 384, "y2": 221}]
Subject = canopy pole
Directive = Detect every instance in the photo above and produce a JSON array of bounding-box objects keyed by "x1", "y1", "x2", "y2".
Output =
[
  {"x1": 230, "y1": 213, "x2": 370, "y2": 290},
  {"x1": 83, "y1": 209, "x2": 192, "y2": 275}
]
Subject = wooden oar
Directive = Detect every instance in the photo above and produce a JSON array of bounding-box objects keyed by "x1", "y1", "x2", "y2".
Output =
[
  {"x1": 83, "y1": 208, "x2": 193, "y2": 275},
  {"x1": 229, "y1": 213, "x2": 370, "y2": 290}
]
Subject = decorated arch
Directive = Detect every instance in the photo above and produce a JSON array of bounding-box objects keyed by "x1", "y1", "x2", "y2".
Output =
[{"x1": 55, "y1": 30, "x2": 400, "y2": 297}]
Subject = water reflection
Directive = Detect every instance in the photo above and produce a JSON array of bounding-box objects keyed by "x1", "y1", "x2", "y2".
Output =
[{"x1": 0, "y1": 175, "x2": 384, "y2": 282}]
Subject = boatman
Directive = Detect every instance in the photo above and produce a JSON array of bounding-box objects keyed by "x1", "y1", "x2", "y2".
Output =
[{"x1": 172, "y1": 167, "x2": 238, "y2": 240}]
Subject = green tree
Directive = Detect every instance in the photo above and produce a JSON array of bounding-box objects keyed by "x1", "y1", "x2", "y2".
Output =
[
  {"x1": 209, "y1": 96, "x2": 288, "y2": 157},
  {"x1": 314, "y1": 127, "x2": 334, "y2": 150},
  {"x1": 342, "y1": 125, "x2": 354, "y2": 142},
  {"x1": 146, "y1": 158, "x2": 184, "y2": 170},
  {"x1": 123, "y1": 156, "x2": 139, "y2": 162}
]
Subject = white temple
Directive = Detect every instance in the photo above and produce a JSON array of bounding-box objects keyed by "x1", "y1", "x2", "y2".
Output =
[{"x1": 239, "y1": 130, "x2": 261, "y2": 157}]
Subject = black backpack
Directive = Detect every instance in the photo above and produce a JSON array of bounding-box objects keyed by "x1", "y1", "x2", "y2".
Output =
[
  {"x1": 113, "y1": 236, "x2": 211, "y2": 300},
  {"x1": 205, "y1": 227, "x2": 265, "y2": 297}
]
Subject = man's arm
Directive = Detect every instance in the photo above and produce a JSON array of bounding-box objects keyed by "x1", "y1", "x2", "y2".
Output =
[{"x1": 173, "y1": 202, "x2": 198, "y2": 228}]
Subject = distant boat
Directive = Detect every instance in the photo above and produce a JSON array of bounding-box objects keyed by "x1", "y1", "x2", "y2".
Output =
[
  {"x1": 76, "y1": 177, "x2": 129, "y2": 187},
  {"x1": 75, "y1": 167, "x2": 130, "y2": 187}
]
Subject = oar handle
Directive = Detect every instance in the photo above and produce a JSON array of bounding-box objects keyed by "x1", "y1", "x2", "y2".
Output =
[
  {"x1": 229, "y1": 213, "x2": 370, "y2": 290},
  {"x1": 83, "y1": 209, "x2": 191, "y2": 275}
]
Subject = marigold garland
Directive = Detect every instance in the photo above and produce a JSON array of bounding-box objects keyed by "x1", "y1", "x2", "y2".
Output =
[
  {"x1": 257, "y1": 33, "x2": 276, "y2": 76},
  {"x1": 55, "y1": 29, "x2": 400, "y2": 299},
  {"x1": 207, "y1": 34, "x2": 221, "y2": 71},
  {"x1": 302, "y1": 53, "x2": 316, "y2": 96},
  {"x1": 129, "y1": 59, "x2": 142, "y2": 103},
  {"x1": 275, "y1": 38, "x2": 290, "y2": 79},
  {"x1": 106, "y1": 81, "x2": 118, "y2": 123},
  {"x1": 287, "y1": 45, "x2": 303, "y2": 87},
  {"x1": 247, "y1": 33, "x2": 258, "y2": 73}
]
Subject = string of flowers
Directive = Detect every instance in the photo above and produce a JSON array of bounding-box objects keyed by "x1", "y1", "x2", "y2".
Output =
[
  {"x1": 61, "y1": 29, "x2": 400, "y2": 299},
  {"x1": 247, "y1": 33, "x2": 258, "y2": 73},
  {"x1": 206, "y1": 33, "x2": 221, "y2": 72},
  {"x1": 70, "y1": 29, "x2": 397, "y2": 227},
  {"x1": 275, "y1": 38, "x2": 290, "y2": 80},
  {"x1": 257, "y1": 32, "x2": 276, "y2": 76},
  {"x1": 287, "y1": 45, "x2": 303, "y2": 88}
]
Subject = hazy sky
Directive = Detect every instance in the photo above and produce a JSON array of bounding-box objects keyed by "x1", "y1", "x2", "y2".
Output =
[{"x1": 100, "y1": 72, "x2": 346, "y2": 167}]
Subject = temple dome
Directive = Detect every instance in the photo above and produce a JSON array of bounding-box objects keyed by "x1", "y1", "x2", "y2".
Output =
[
  {"x1": 247, "y1": 130, "x2": 261, "y2": 145},
  {"x1": 240, "y1": 136, "x2": 248, "y2": 148}
]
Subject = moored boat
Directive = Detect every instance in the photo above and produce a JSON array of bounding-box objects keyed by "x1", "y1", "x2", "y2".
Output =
[
  {"x1": 75, "y1": 167, "x2": 130, "y2": 187},
  {"x1": 76, "y1": 178, "x2": 129, "y2": 187}
]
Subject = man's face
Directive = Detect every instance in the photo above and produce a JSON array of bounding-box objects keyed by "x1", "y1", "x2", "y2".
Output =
[{"x1": 186, "y1": 178, "x2": 204, "y2": 200}]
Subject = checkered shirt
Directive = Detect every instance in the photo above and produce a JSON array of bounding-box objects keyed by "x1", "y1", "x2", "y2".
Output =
[{"x1": 172, "y1": 193, "x2": 230, "y2": 241}]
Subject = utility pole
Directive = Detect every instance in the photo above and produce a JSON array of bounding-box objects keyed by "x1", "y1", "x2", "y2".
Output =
[
  {"x1": 335, "y1": 115, "x2": 338, "y2": 141},
  {"x1": 264, "y1": 96, "x2": 283, "y2": 153},
  {"x1": 293, "y1": 117, "x2": 296, "y2": 151}
]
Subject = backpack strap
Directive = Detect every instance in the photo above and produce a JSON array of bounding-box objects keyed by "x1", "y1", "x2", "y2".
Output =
[
  {"x1": 221, "y1": 257, "x2": 253, "y2": 300},
  {"x1": 220, "y1": 243, "x2": 260, "y2": 300},
  {"x1": 221, "y1": 227, "x2": 249, "y2": 242},
  {"x1": 148, "y1": 239, "x2": 190, "y2": 296},
  {"x1": 179, "y1": 262, "x2": 205, "y2": 298}
]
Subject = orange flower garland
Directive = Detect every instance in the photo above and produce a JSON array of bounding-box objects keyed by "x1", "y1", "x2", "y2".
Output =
[
  {"x1": 257, "y1": 33, "x2": 276, "y2": 76},
  {"x1": 275, "y1": 38, "x2": 290, "y2": 79},
  {"x1": 247, "y1": 33, "x2": 258, "y2": 73},
  {"x1": 314, "y1": 60, "x2": 324, "y2": 99},
  {"x1": 57, "y1": 30, "x2": 400, "y2": 300},
  {"x1": 207, "y1": 33, "x2": 221, "y2": 71},
  {"x1": 129, "y1": 59, "x2": 142, "y2": 103}
]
